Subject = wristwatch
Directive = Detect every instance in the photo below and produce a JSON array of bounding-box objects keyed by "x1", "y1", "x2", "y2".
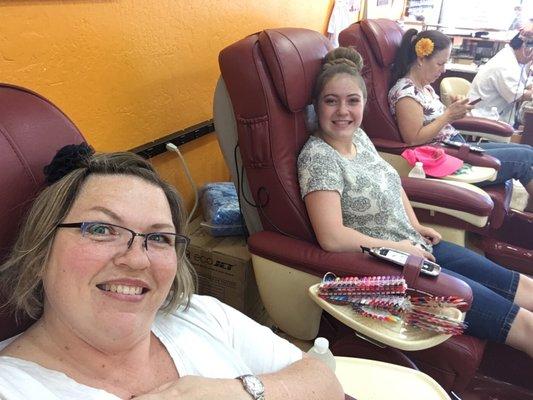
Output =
[{"x1": 237, "y1": 374, "x2": 265, "y2": 400}]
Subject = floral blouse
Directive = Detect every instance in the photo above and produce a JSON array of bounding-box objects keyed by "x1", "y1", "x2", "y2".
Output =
[
  {"x1": 388, "y1": 77, "x2": 459, "y2": 142},
  {"x1": 297, "y1": 128, "x2": 430, "y2": 251}
]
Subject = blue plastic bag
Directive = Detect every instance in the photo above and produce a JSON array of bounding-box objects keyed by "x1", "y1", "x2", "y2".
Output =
[{"x1": 199, "y1": 182, "x2": 245, "y2": 237}]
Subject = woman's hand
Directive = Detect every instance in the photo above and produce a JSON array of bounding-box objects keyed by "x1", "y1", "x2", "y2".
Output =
[
  {"x1": 393, "y1": 239, "x2": 436, "y2": 262},
  {"x1": 133, "y1": 376, "x2": 249, "y2": 400},
  {"x1": 444, "y1": 98, "x2": 473, "y2": 122},
  {"x1": 449, "y1": 94, "x2": 466, "y2": 103},
  {"x1": 415, "y1": 225, "x2": 442, "y2": 245},
  {"x1": 523, "y1": 87, "x2": 533, "y2": 101}
]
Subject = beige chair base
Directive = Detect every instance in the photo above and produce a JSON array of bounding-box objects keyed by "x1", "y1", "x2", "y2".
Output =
[{"x1": 251, "y1": 254, "x2": 322, "y2": 340}]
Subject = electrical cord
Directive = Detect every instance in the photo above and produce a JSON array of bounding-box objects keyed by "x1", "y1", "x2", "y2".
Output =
[
  {"x1": 233, "y1": 142, "x2": 264, "y2": 209},
  {"x1": 508, "y1": 62, "x2": 529, "y2": 126},
  {"x1": 232, "y1": 142, "x2": 250, "y2": 239},
  {"x1": 165, "y1": 142, "x2": 198, "y2": 233},
  {"x1": 233, "y1": 142, "x2": 300, "y2": 241}
]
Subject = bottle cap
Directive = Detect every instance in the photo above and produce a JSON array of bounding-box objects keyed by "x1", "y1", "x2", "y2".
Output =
[{"x1": 313, "y1": 337, "x2": 329, "y2": 354}]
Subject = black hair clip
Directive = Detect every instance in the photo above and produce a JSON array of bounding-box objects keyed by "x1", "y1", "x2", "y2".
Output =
[{"x1": 43, "y1": 142, "x2": 94, "y2": 185}]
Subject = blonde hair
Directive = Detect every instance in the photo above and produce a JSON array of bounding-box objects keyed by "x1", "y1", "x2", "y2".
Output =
[
  {"x1": 312, "y1": 46, "x2": 367, "y2": 102},
  {"x1": 0, "y1": 152, "x2": 196, "y2": 321}
]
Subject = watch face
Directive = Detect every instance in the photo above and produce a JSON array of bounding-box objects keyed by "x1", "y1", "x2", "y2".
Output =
[{"x1": 242, "y1": 375, "x2": 264, "y2": 397}]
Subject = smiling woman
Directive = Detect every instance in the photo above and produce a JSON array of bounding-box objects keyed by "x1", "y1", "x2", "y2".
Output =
[
  {"x1": 297, "y1": 46, "x2": 533, "y2": 360},
  {"x1": 0, "y1": 146, "x2": 344, "y2": 400}
]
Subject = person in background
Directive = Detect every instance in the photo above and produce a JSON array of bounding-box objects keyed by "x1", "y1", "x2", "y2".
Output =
[
  {"x1": 326, "y1": 0, "x2": 360, "y2": 48},
  {"x1": 389, "y1": 28, "x2": 533, "y2": 213},
  {"x1": 298, "y1": 46, "x2": 533, "y2": 358},
  {"x1": 0, "y1": 147, "x2": 344, "y2": 400},
  {"x1": 509, "y1": 6, "x2": 526, "y2": 31},
  {"x1": 468, "y1": 32, "x2": 533, "y2": 124}
]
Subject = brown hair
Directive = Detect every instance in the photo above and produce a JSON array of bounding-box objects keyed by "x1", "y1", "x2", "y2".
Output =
[
  {"x1": 312, "y1": 46, "x2": 367, "y2": 103},
  {"x1": 0, "y1": 151, "x2": 196, "y2": 320}
]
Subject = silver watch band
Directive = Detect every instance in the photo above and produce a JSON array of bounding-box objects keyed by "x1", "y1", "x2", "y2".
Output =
[{"x1": 237, "y1": 374, "x2": 265, "y2": 400}]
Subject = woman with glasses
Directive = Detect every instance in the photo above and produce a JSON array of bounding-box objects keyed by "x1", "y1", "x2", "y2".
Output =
[{"x1": 0, "y1": 145, "x2": 344, "y2": 400}]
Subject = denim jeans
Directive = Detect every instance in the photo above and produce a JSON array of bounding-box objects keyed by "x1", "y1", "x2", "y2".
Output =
[
  {"x1": 451, "y1": 134, "x2": 533, "y2": 187},
  {"x1": 432, "y1": 241, "x2": 520, "y2": 343}
]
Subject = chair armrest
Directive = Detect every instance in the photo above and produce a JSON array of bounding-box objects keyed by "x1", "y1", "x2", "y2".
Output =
[
  {"x1": 247, "y1": 231, "x2": 473, "y2": 310},
  {"x1": 438, "y1": 144, "x2": 501, "y2": 170},
  {"x1": 401, "y1": 177, "x2": 494, "y2": 217},
  {"x1": 452, "y1": 116, "x2": 514, "y2": 140},
  {"x1": 373, "y1": 138, "x2": 501, "y2": 170}
]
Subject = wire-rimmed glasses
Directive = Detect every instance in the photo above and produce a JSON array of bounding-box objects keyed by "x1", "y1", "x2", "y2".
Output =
[{"x1": 56, "y1": 221, "x2": 189, "y2": 259}]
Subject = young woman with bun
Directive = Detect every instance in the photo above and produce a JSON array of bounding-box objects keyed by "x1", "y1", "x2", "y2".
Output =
[{"x1": 298, "y1": 46, "x2": 533, "y2": 357}]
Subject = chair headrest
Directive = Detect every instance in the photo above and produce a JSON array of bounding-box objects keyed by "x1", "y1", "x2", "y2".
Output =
[
  {"x1": 361, "y1": 19, "x2": 404, "y2": 68},
  {"x1": 258, "y1": 28, "x2": 331, "y2": 112}
]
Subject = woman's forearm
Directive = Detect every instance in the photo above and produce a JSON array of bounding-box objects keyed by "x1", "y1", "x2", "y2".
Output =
[
  {"x1": 317, "y1": 223, "x2": 395, "y2": 252},
  {"x1": 261, "y1": 356, "x2": 344, "y2": 400},
  {"x1": 407, "y1": 114, "x2": 450, "y2": 145},
  {"x1": 401, "y1": 188, "x2": 421, "y2": 229},
  {"x1": 134, "y1": 358, "x2": 345, "y2": 400},
  {"x1": 395, "y1": 97, "x2": 452, "y2": 145}
]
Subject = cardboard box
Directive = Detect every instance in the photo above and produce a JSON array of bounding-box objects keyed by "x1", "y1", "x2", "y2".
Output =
[{"x1": 186, "y1": 217, "x2": 268, "y2": 323}]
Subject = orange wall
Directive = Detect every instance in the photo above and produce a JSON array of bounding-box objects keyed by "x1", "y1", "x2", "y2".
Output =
[
  {"x1": 0, "y1": 0, "x2": 332, "y2": 150},
  {"x1": 0, "y1": 0, "x2": 332, "y2": 210}
]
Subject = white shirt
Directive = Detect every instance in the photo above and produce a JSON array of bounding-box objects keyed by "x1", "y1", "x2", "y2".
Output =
[
  {"x1": 327, "y1": 0, "x2": 360, "y2": 48},
  {"x1": 0, "y1": 295, "x2": 302, "y2": 399},
  {"x1": 468, "y1": 45, "x2": 529, "y2": 123}
]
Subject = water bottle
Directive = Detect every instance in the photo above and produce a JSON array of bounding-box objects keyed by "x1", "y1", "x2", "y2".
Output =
[
  {"x1": 307, "y1": 337, "x2": 336, "y2": 372},
  {"x1": 408, "y1": 161, "x2": 426, "y2": 178},
  {"x1": 488, "y1": 106, "x2": 499, "y2": 121}
]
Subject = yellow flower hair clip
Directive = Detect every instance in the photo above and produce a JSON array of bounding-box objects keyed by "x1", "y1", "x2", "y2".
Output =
[{"x1": 415, "y1": 38, "x2": 434, "y2": 57}]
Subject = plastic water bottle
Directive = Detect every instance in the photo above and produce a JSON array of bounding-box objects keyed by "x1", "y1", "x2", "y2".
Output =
[
  {"x1": 307, "y1": 337, "x2": 336, "y2": 371},
  {"x1": 488, "y1": 106, "x2": 499, "y2": 121},
  {"x1": 408, "y1": 161, "x2": 426, "y2": 179}
]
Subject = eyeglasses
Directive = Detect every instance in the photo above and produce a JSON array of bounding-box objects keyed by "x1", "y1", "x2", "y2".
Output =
[{"x1": 56, "y1": 221, "x2": 189, "y2": 258}]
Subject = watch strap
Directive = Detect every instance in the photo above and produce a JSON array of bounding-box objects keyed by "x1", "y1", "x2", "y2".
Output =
[{"x1": 237, "y1": 374, "x2": 265, "y2": 400}]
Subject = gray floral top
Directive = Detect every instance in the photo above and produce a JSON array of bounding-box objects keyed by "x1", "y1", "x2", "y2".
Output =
[
  {"x1": 298, "y1": 128, "x2": 431, "y2": 251},
  {"x1": 388, "y1": 77, "x2": 458, "y2": 142}
]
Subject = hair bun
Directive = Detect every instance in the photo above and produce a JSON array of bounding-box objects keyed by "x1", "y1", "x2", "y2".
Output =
[
  {"x1": 323, "y1": 47, "x2": 364, "y2": 73},
  {"x1": 43, "y1": 142, "x2": 94, "y2": 185}
]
